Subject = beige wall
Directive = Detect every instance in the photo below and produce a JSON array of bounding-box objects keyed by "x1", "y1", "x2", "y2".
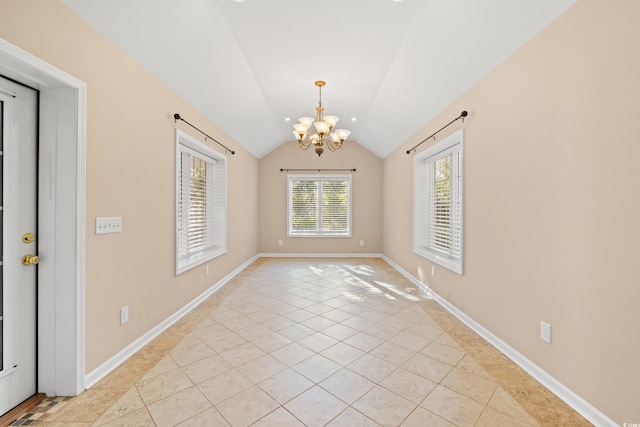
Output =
[
  {"x1": 383, "y1": 0, "x2": 640, "y2": 422},
  {"x1": 0, "y1": 0, "x2": 259, "y2": 372},
  {"x1": 259, "y1": 141, "x2": 382, "y2": 254},
  {"x1": 3, "y1": 0, "x2": 637, "y2": 422}
]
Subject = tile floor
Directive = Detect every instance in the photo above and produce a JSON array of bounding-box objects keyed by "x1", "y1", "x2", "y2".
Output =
[{"x1": 12, "y1": 258, "x2": 593, "y2": 426}]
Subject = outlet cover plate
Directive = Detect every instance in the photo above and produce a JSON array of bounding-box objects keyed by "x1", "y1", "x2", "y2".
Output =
[{"x1": 540, "y1": 321, "x2": 551, "y2": 344}]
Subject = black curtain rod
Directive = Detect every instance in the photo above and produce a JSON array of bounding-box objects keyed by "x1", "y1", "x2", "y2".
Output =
[
  {"x1": 173, "y1": 113, "x2": 235, "y2": 155},
  {"x1": 406, "y1": 110, "x2": 468, "y2": 155},
  {"x1": 280, "y1": 168, "x2": 356, "y2": 172}
]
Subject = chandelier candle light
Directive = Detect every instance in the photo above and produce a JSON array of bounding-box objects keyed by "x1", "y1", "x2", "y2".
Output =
[{"x1": 293, "y1": 81, "x2": 351, "y2": 156}]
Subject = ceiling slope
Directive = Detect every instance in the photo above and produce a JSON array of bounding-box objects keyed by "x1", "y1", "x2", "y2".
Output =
[{"x1": 61, "y1": 0, "x2": 575, "y2": 158}]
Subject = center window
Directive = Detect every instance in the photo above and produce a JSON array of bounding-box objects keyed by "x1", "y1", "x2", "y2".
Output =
[{"x1": 287, "y1": 175, "x2": 352, "y2": 237}]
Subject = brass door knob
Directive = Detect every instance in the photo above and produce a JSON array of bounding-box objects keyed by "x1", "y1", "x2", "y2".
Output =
[{"x1": 22, "y1": 255, "x2": 39, "y2": 266}]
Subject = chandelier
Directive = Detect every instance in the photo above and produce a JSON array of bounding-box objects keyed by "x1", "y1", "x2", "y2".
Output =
[{"x1": 292, "y1": 81, "x2": 351, "y2": 157}]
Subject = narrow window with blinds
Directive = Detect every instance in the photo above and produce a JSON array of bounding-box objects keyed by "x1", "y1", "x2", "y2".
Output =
[
  {"x1": 175, "y1": 130, "x2": 227, "y2": 274},
  {"x1": 413, "y1": 129, "x2": 463, "y2": 274},
  {"x1": 288, "y1": 175, "x2": 352, "y2": 237}
]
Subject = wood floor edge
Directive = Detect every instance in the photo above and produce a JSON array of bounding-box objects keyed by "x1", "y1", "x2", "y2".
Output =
[{"x1": 0, "y1": 393, "x2": 46, "y2": 427}]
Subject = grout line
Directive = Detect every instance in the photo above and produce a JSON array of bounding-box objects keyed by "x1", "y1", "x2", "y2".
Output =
[{"x1": 10, "y1": 258, "x2": 590, "y2": 426}]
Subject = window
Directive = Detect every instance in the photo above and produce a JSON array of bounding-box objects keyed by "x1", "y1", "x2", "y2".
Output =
[
  {"x1": 414, "y1": 129, "x2": 463, "y2": 274},
  {"x1": 175, "y1": 130, "x2": 226, "y2": 274},
  {"x1": 288, "y1": 175, "x2": 352, "y2": 237}
]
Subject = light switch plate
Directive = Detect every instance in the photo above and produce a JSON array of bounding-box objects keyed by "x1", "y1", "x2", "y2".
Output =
[{"x1": 96, "y1": 216, "x2": 122, "y2": 234}]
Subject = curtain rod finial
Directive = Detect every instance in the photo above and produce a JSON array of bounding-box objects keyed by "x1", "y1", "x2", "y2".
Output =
[
  {"x1": 460, "y1": 111, "x2": 468, "y2": 117},
  {"x1": 173, "y1": 113, "x2": 182, "y2": 121}
]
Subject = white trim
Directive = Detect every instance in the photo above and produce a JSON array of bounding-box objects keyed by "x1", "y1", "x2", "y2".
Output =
[
  {"x1": 84, "y1": 255, "x2": 258, "y2": 388},
  {"x1": 287, "y1": 174, "x2": 353, "y2": 238},
  {"x1": 381, "y1": 255, "x2": 619, "y2": 427},
  {"x1": 65, "y1": 242, "x2": 617, "y2": 425},
  {"x1": 0, "y1": 38, "x2": 86, "y2": 396},
  {"x1": 175, "y1": 129, "x2": 227, "y2": 275},
  {"x1": 75, "y1": 83, "x2": 88, "y2": 395},
  {"x1": 413, "y1": 129, "x2": 463, "y2": 274},
  {"x1": 259, "y1": 253, "x2": 383, "y2": 258}
]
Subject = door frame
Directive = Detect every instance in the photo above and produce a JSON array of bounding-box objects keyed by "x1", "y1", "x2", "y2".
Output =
[{"x1": 0, "y1": 38, "x2": 86, "y2": 396}]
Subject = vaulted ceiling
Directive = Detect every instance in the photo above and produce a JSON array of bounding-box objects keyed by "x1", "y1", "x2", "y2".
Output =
[{"x1": 61, "y1": 0, "x2": 575, "y2": 158}]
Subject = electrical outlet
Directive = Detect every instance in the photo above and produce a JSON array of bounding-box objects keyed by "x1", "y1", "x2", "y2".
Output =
[
  {"x1": 540, "y1": 321, "x2": 551, "y2": 344},
  {"x1": 360, "y1": 240, "x2": 364, "y2": 246},
  {"x1": 120, "y1": 306, "x2": 129, "y2": 325},
  {"x1": 205, "y1": 265, "x2": 209, "y2": 276},
  {"x1": 431, "y1": 266, "x2": 435, "y2": 276},
  {"x1": 278, "y1": 239, "x2": 283, "y2": 246}
]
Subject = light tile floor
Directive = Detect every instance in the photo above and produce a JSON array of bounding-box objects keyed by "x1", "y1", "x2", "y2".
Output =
[{"x1": 13, "y1": 258, "x2": 593, "y2": 426}]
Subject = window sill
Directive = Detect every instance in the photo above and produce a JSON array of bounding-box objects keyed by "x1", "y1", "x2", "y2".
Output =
[
  {"x1": 414, "y1": 247, "x2": 462, "y2": 275},
  {"x1": 176, "y1": 247, "x2": 226, "y2": 275},
  {"x1": 288, "y1": 233, "x2": 352, "y2": 238}
]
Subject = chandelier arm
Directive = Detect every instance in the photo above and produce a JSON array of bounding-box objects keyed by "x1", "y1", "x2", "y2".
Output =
[
  {"x1": 298, "y1": 139, "x2": 313, "y2": 150},
  {"x1": 325, "y1": 138, "x2": 342, "y2": 151}
]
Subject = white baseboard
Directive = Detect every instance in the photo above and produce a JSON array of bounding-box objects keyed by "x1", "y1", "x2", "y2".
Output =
[
  {"x1": 259, "y1": 252, "x2": 383, "y2": 258},
  {"x1": 381, "y1": 255, "x2": 618, "y2": 427},
  {"x1": 85, "y1": 253, "x2": 373, "y2": 388},
  {"x1": 84, "y1": 255, "x2": 259, "y2": 389},
  {"x1": 83, "y1": 253, "x2": 617, "y2": 427}
]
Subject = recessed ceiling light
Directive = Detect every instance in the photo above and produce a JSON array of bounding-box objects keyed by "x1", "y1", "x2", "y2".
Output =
[
  {"x1": 283, "y1": 117, "x2": 291, "y2": 122},
  {"x1": 392, "y1": 0, "x2": 403, "y2": 2},
  {"x1": 234, "y1": 0, "x2": 245, "y2": 2},
  {"x1": 351, "y1": 117, "x2": 358, "y2": 122}
]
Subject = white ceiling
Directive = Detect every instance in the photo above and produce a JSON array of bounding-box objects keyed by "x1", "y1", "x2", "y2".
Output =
[{"x1": 60, "y1": 0, "x2": 575, "y2": 158}]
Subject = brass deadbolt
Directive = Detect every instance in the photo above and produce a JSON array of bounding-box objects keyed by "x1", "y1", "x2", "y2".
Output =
[
  {"x1": 22, "y1": 233, "x2": 35, "y2": 244},
  {"x1": 22, "y1": 255, "x2": 39, "y2": 266}
]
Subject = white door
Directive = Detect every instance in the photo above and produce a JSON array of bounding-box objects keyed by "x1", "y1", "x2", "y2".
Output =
[{"x1": 0, "y1": 76, "x2": 38, "y2": 415}]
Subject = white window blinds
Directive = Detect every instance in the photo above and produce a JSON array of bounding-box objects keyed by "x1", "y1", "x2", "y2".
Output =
[
  {"x1": 414, "y1": 129, "x2": 463, "y2": 274},
  {"x1": 290, "y1": 179, "x2": 319, "y2": 233},
  {"x1": 177, "y1": 148, "x2": 215, "y2": 258},
  {"x1": 428, "y1": 147, "x2": 461, "y2": 258},
  {"x1": 176, "y1": 130, "x2": 227, "y2": 274},
  {"x1": 288, "y1": 175, "x2": 351, "y2": 237}
]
